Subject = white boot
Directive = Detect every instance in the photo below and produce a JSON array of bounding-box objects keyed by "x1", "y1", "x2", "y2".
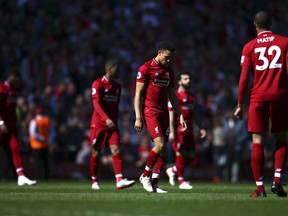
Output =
[{"x1": 17, "y1": 175, "x2": 37, "y2": 186}]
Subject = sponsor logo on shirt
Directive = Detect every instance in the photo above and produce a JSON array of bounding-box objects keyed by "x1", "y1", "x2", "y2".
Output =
[
  {"x1": 153, "y1": 78, "x2": 170, "y2": 87},
  {"x1": 103, "y1": 94, "x2": 118, "y2": 102},
  {"x1": 152, "y1": 71, "x2": 171, "y2": 87}
]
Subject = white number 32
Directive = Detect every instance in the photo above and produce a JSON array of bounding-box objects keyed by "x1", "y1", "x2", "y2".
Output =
[{"x1": 255, "y1": 45, "x2": 282, "y2": 70}]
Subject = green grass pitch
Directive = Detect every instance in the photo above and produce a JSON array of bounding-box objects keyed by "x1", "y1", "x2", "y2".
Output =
[{"x1": 0, "y1": 180, "x2": 288, "y2": 216}]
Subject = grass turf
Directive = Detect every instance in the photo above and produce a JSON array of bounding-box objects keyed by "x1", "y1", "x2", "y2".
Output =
[{"x1": 0, "y1": 180, "x2": 287, "y2": 216}]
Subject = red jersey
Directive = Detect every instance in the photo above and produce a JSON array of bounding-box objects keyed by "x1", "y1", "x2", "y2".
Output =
[
  {"x1": 239, "y1": 31, "x2": 288, "y2": 102},
  {"x1": 90, "y1": 76, "x2": 121, "y2": 129},
  {"x1": 0, "y1": 81, "x2": 18, "y2": 126},
  {"x1": 136, "y1": 59, "x2": 175, "y2": 115},
  {"x1": 168, "y1": 88, "x2": 195, "y2": 132}
]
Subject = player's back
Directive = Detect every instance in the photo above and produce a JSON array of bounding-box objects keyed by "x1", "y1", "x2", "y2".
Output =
[{"x1": 242, "y1": 31, "x2": 288, "y2": 101}]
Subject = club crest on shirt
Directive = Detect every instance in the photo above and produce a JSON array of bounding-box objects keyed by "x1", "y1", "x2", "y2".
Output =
[
  {"x1": 137, "y1": 72, "x2": 141, "y2": 79},
  {"x1": 92, "y1": 88, "x2": 97, "y2": 95}
]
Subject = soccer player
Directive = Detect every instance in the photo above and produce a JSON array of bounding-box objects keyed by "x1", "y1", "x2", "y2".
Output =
[
  {"x1": 134, "y1": 41, "x2": 187, "y2": 193},
  {"x1": 166, "y1": 72, "x2": 206, "y2": 189},
  {"x1": 234, "y1": 11, "x2": 288, "y2": 197},
  {"x1": 0, "y1": 69, "x2": 37, "y2": 186},
  {"x1": 90, "y1": 59, "x2": 135, "y2": 190}
]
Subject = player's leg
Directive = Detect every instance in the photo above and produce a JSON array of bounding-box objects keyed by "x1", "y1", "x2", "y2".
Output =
[
  {"x1": 166, "y1": 139, "x2": 177, "y2": 186},
  {"x1": 90, "y1": 128, "x2": 105, "y2": 190},
  {"x1": 250, "y1": 133, "x2": 266, "y2": 197},
  {"x1": 109, "y1": 131, "x2": 135, "y2": 189},
  {"x1": 9, "y1": 132, "x2": 37, "y2": 186},
  {"x1": 151, "y1": 141, "x2": 167, "y2": 193},
  {"x1": 90, "y1": 146, "x2": 101, "y2": 190},
  {"x1": 248, "y1": 101, "x2": 268, "y2": 197},
  {"x1": 270, "y1": 100, "x2": 288, "y2": 197}
]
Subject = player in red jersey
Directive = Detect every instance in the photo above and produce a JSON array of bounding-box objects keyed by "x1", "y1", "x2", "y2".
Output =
[
  {"x1": 89, "y1": 59, "x2": 135, "y2": 190},
  {"x1": 234, "y1": 11, "x2": 288, "y2": 197},
  {"x1": 134, "y1": 41, "x2": 187, "y2": 193},
  {"x1": 0, "y1": 69, "x2": 36, "y2": 186},
  {"x1": 166, "y1": 72, "x2": 206, "y2": 189}
]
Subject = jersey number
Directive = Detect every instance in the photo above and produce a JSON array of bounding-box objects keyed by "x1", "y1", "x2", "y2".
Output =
[{"x1": 255, "y1": 45, "x2": 282, "y2": 71}]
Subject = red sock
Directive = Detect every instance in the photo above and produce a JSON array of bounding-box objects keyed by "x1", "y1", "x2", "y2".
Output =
[
  {"x1": 274, "y1": 140, "x2": 287, "y2": 184},
  {"x1": 11, "y1": 135, "x2": 24, "y2": 174},
  {"x1": 90, "y1": 155, "x2": 99, "y2": 183},
  {"x1": 251, "y1": 143, "x2": 265, "y2": 192},
  {"x1": 151, "y1": 156, "x2": 165, "y2": 185},
  {"x1": 175, "y1": 155, "x2": 185, "y2": 181},
  {"x1": 112, "y1": 155, "x2": 123, "y2": 177},
  {"x1": 143, "y1": 150, "x2": 159, "y2": 177},
  {"x1": 152, "y1": 155, "x2": 165, "y2": 174}
]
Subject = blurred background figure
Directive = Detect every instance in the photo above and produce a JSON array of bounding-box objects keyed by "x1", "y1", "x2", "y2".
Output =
[{"x1": 29, "y1": 106, "x2": 52, "y2": 179}]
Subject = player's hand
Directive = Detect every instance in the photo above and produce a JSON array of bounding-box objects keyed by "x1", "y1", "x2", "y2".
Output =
[
  {"x1": 234, "y1": 105, "x2": 243, "y2": 119},
  {"x1": 199, "y1": 129, "x2": 207, "y2": 139},
  {"x1": 105, "y1": 118, "x2": 116, "y2": 129},
  {"x1": 168, "y1": 131, "x2": 175, "y2": 142},
  {"x1": 179, "y1": 114, "x2": 187, "y2": 131},
  {"x1": 0, "y1": 123, "x2": 8, "y2": 133},
  {"x1": 134, "y1": 118, "x2": 143, "y2": 133}
]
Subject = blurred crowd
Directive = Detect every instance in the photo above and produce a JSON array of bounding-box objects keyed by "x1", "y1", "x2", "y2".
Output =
[{"x1": 0, "y1": 0, "x2": 287, "y2": 182}]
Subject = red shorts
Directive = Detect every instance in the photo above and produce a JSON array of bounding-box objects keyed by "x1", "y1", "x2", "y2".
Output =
[
  {"x1": 90, "y1": 126, "x2": 120, "y2": 148},
  {"x1": 172, "y1": 130, "x2": 195, "y2": 152},
  {"x1": 144, "y1": 112, "x2": 169, "y2": 140},
  {"x1": 248, "y1": 100, "x2": 288, "y2": 133}
]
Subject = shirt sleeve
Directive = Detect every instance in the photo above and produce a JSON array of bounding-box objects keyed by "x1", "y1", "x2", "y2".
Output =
[
  {"x1": 136, "y1": 65, "x2": 149, "y2": 83},
  {"x1": 237, "y1": 65, "x2": 250, "y2": 104},
  {"x1": 167, "y1": 100, "x2": 173, "y2": 111},
  {"x1": 240, "y1": 43, "x2": 252, "y2": 67},
  {"x1": 91, "y1": 80, "x2": 109, "y2": 121}
]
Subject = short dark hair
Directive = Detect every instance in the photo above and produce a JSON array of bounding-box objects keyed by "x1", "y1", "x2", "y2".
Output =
[
  {"x1": 254, "y1": 11, "x2": 271, "y2": 29},
  {"x1": 157, "y1": 41, "x2": 175, "y2": 53},
  {"x1": 105, "y1": 59, "x2": 119, "y2": 69},
  {"x1": 177, "y1": 71, "x2": 191, "y2": 81}
]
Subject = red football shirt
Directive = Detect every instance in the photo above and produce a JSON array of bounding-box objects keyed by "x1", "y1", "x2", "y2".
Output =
[
  {"x1": 90, "y1": 76, "x2": 121, "y2": 129},
  {"x1": 0, "y1": 81, "x2": 18, "y2": 126},
  {"x1": 136, "y1": 59, "x2": 175, "y2": 115},
  {"x1": 168, "y1": 88, "x2": 195, "y2": 132},
  {"x1": 239, "y1": 31, "x2": 288, "y2": 102}
]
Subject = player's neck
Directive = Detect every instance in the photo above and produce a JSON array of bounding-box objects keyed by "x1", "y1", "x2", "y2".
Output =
[
  {"x1": 103, "y1": 74, "x2": 111, "y2": 81},
  {"x1": 257, "y1": 28, "x2": 270, "y2": 35},
  {"x1": 179, "y1": 86, "x2": 187, "y2": 92}
]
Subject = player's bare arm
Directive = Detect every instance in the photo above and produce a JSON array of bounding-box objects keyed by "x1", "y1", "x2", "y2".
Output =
[
  {"x1": 134, "y1": 82, "x2": 146, "y2": 133},
  {"x1": 168, "y1": 88, "x2": 187, "y2": 131},
  {"x1": 168, "y1": 109, "x2": 175, "y2": 142},
  {"x1": 234, "y1": 103, "x2": 243, "y2": 119}
]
